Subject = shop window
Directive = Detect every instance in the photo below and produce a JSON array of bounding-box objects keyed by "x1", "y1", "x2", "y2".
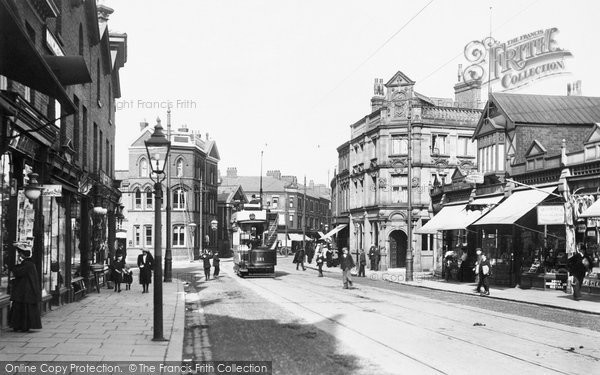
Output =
[
  {"x1": 173, "y1": 225, "x2": 185, "y2": 247},
  {"x1": 0, "y1": 154, "x2": 11, "y2": 292},
  {"x1": 42, "y1": 196, "x2": 66, "y2": 295},
  {"x1": 272, "y1": 196, "x2": 279, "y2": 209}
]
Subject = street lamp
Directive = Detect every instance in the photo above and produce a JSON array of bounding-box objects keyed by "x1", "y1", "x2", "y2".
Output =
[
  {"x1": 188, "y1": 222, "x2": 196, "y2": 261},
  {"x1": 144, "y1": 118, "x2": 171, "y2": 342},
  {"x1": 23, "y1": 173, "x2": 43, "y2": 202}
]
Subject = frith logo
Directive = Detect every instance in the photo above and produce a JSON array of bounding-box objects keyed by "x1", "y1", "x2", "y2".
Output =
[{"x1": 462, "y1": 27, "x2": 573, "y2": 91}]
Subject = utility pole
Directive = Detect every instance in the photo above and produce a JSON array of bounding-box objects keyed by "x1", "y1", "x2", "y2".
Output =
[
  {"x1": 164, "y1": 109, "x2": 172, "y2": 282},
  {"x1": 199, "y1": 176, "x2": 203, "y2": 257},
  {"x1": 406, "y1": 96, "x2": 414, "y2": 282},
  {"x1": 259, "y1": 150, "x2": 264, "y2": 208},
  {"x1": 302, "y1": 175, "x2": 306, "y2": 254}
]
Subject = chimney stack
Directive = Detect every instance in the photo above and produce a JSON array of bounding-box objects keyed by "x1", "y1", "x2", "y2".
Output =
[
  {"x1": 266, "y1": 170, "x2": 282, "y2": 180},
  {"x1": 226, "y1": 167, "x2": 238, "y2": 178},
  {"x1": 139, "y1": 119, "x2": 149, "y2": 131}
]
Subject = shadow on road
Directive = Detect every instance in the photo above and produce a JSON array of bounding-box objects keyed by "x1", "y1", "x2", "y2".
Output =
[{"x1": 203, "y1": 313, "x2": 370, "y2": 375}]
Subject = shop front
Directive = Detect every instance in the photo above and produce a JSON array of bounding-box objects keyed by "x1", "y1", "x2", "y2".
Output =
[
  {"x1": 416, "y1": 195, "x2": 502, "y2": 282},
  {"x1": 472, "y1": 186, "x2": 566, "y2": 288},
  {"x1": 577, "y1": 196, "x2": 600, "y2": 295}
]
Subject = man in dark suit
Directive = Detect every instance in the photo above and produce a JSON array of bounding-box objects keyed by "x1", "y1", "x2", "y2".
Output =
[
  {"x1": 340, "y1": 247, "x2": 355, "y2": 289},
  {"x1": 137, "y1": 249, "x2": 154, "y2": 293}
]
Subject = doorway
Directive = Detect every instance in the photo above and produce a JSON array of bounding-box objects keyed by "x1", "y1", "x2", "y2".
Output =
[{"x1": 389, "y1": 230, "x2": 407, "y2": 268}]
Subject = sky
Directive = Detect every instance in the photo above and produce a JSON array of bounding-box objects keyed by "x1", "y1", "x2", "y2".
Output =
[{"x1": 106, "y1": 0, "x2": 600, "y2": 186}]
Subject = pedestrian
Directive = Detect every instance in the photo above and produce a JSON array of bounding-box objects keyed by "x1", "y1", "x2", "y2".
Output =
[
  {"x1": 294, "y1": 247, "x2": 306, "y2": 271},
  {"x1": 473, "y1": 249, "x2": 491, "y2": 296},
  {"x1": 137, "y1": 249, "x2": 154, "y2": 293},
  {"x1": 111, "y1": 253, "x2": 125, "y2": 292},
  {"x1": 568, "y1": 243, "x2": 593, "y2": 301},
  {"x1": 340, "y1": 247, "x2": 355, "y2": 289},
  {"x1": 358, "y1": 248, "x2": 366, "y2": 277},
  {"x1": 202, "y1": 250, "x2": 212, "y2": 280},
  {"x1": 315, "y1": 244, "x2": 325, "y2": 277},
  {"x1": 368, "y1": 245, "x2": 376, "y2": 271},
  {"x1": 213, "y1": 252, "x2": 220, "y2": 278},
  {"x1": 9, "y1": 244, "x2": 42, "y2": 332},
  {"x1": 374, "y1": 245, "x2": 380, "y2": 271}
]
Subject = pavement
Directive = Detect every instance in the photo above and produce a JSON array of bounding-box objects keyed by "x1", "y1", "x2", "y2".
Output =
[
  {"x1": 0, "y1": 268, "x2": 186, "y2": 363},
  {"x1": 296, "y1": 256, "x2": 600, "y2": 315}
]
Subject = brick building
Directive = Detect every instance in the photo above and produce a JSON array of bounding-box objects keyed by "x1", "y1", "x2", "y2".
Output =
[
  {"x1": 0, "y1": 0, "x2": 127, "y2": 318},
  {"x1": 220, "y1": 168, "x2": 331, "y2": 252},
  {"x1": 117, "y1": 120, "x2": 220, "y2": 261}
]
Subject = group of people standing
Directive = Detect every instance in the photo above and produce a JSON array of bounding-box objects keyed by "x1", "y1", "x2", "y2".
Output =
[{"x1": 201, "y1": 250, "x2": 220, "y2": 281}]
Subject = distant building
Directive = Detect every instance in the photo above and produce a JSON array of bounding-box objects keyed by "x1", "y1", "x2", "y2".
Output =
[
  {"x1": 220, "y1": 168, "x2": 331, "y2": 249},
  {"x1": 116, "y1": 120, "x2": 219, "y2": 260},
  {"x1": 331, "y1": 71, "x2": 481, "y2": 271}
]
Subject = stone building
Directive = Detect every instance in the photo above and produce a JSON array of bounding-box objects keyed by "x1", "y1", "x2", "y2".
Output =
[
  {"x1": 0, "y1": 0, "x2": 127, "y2": 317},
  {"x1": 116, "y1": 120, "x2": 220, "y2": 261},
  {"x1": 331, "y1": 71, "x2": 481, "y2": 271}
]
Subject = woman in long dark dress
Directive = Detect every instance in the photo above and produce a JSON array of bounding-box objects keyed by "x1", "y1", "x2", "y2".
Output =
[
  {"x1": 10, "y1": 247, "x2": 42, "y2": 332},
  {"x1": 111, "y1": 254, "x2": 125, "y2": 292},
  {"x1": 137, "y1": 249, "x2": 154, "y2": 293}
]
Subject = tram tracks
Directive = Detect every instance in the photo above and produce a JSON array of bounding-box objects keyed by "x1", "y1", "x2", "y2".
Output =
[{"x1": 233, "y1": 269, "x2": 599, "y2": 374}]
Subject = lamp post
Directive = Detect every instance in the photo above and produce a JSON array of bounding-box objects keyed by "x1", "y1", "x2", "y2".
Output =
[
  {"x1": 210, "y1": 219, "x2": 218, "y2": 253},
  {"x1": 23, "y1": 173, "x2": 43, "y2": 203},
  {"x1": 144, "y1": 118, "x2": 171, "y2": 342},
  {"x1": 406, "y1": 99, "x2": 414, "y2": 282}
]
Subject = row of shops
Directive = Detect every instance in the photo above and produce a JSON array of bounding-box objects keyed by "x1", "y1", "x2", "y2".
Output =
[{"x1": 0, "y1": 0, "x2": 127, "y2": 324}]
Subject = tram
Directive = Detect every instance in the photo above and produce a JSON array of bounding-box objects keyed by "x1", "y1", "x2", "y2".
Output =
[{"x1": 231, "y1": 202, "x2": 278, "y2": 277}]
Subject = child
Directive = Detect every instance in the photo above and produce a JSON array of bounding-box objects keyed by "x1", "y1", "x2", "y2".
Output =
[{"x1": 123, "y1": 265, "x2": 133, "y2": 290}]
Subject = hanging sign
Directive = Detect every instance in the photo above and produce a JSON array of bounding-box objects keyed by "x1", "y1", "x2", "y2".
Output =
[{"x1": 537, "y1": 205, "x2": 565, "y2": 225}]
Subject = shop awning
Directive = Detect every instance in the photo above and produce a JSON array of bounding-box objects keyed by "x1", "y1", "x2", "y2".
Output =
[
  {"x1": 472, "y1": 186, "x2": 556, "y2": 225},
  {"x1": 415, "y1": 195, "x2": 504, "y2": 234},
  {"x1": 289, "y1": 233, "x2": 312, "y2": 242},
  {"x1": 0, "y1": 0, "x2": 76, "y2": 114},
  {"x1": 116, "y1": 231, "x2": 127, "y2": 239},
  {"x1": 319, "y1": 224, "x2": 347, "y2": 240},
  {"x1": 43, "y1": 55, "x2": 92, "y2": 86},
  {"x1": 580, "y1": 199, "x2": 600, "y2": 218}
]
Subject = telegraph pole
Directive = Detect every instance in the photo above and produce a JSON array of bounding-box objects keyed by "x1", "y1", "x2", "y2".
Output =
[
  {"x1": 406, "y1": 97, "x2": 414, "y2": 282},
  {"x1": 164, "y1": 109, "x2": 172, "y2": 282}
]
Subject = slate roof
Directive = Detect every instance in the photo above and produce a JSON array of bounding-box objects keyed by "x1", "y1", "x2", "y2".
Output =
[{"x1": 492, "y1": 93, "x2": 600, "y2": 125}]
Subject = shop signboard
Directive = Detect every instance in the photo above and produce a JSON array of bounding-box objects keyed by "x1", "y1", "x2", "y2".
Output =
[
  {"x1": 465, "y1": 172, "x2": 484, "y2": 184},
  {"x1": 537, "y1": 205, "x2": 565, "y2": 225},
  {"x1": 41, "y1": 184, "x2": 62, "y2": 197}
]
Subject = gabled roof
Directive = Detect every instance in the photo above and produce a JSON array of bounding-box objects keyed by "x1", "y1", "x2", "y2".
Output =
[
  {"x1": 525, "y1": 140, "x2": 547, "y2": 157},
  {"x1": 385, "y1": 71, "x2": 415, "y2": 87},
  {"x1": 217, "y1": 185, "x2": 247, "y2": 204},
  {"x1": 492, "y1": 93, "x2": 600, "y2": 125},
  {"x1": 585, "y1": 123, "x2": 600, "y2": 144},
  {"x1": 205, "y1": 140, "x2": 220, "y2": 161}
]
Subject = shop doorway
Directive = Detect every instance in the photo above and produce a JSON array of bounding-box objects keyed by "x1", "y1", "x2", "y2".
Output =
[{"x1": 389, "y1": 230, "x2": 407, "y2": 268}]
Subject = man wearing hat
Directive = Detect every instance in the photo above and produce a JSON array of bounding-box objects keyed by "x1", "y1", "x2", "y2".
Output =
[
  {"x1": 9, "y1": 244, "x2": 42, "y2": 332},
  {"x1": 473, "y1": 249, "x2": 491, "y2": 296}
]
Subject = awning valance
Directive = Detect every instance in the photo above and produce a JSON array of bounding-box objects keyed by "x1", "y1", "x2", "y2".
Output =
[
  {"x1": 289, "y1": 233, "x2": 313, "y2": 242},
  {"x1": 319, "y1": 224, "x2": 347, "y2": 240},
  {"x1": 43, "y1": 55, "x2": 92, "y2": 86},
  {"x1": 580, "y1": 199, "x2": 600, "y2": 218},
  {"x1": 415, "y1": 195, "x2": 503, "y2": 234},
  {"x1": 472, "y1": 187, "x2": 556, "y2": 225},
  {"x1": 0, "y1": 0, "x2": 76, "y2": 114}
]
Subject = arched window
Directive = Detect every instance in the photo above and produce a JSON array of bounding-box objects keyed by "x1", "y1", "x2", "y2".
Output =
[
  {"x1": 173, "y1": 187, "x2": 186, "y2": 210},
  {"x1": 176, "y1": 158, "x2": 184, "y2": 177},
  {"x1": 145, "y1": 187, "x2": 153, "y2": 210},
  {"x1": 134, "y1": 188, "x2": 142, "y2": 209},
  {"x1": 139, "y1": 158, "x2": 148, "y2": 177}
]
